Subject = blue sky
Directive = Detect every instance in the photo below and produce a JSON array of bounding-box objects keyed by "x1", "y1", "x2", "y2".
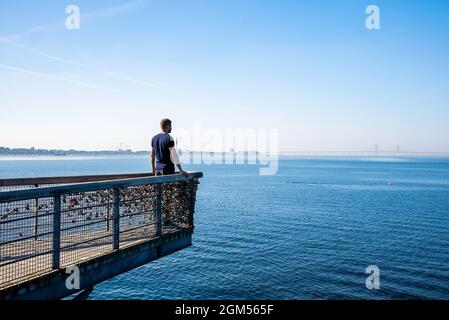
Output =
[{"x1": 1, "y1": 0, "x2": 448, "y2": 152}]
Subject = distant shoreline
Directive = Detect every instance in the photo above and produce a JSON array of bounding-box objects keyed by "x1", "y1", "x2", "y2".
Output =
[{"x1": 0, "y1": 147, "x2": 149, "y2": 156}]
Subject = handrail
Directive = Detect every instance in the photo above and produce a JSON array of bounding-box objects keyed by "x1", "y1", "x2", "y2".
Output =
[
  {"x1": 0, "y1": 172, "x2": 154, "y2": 187},
  {"x1": 0, "y1": 172, "x2": 203, "y2": 202}
]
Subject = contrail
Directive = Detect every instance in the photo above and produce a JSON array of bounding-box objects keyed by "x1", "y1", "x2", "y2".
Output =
[
  {"x1": 0, "y1": 38, "x2": 84, "y2": 67},
  {"x1": 0, "y1": 63, "x2": 109, "y2": 90},
  {"x1": 99, "y1": 70, "x2": 161, "y2": 89},
  {"x1": 0, "y1": 38, "x2": 161, "y2": 89},
  {"x1": 0, "y1": 0, "x2": 161, "y2": 90}
]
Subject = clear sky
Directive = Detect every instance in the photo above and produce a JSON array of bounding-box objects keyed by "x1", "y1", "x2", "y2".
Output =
[{"x1": 1, "y1": 0, "x2": 448, "y2": 152}]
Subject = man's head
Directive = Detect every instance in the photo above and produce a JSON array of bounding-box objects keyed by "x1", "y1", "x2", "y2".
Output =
[{"x1": 160, "y1": 118, "x2": 172, "y2": 133}]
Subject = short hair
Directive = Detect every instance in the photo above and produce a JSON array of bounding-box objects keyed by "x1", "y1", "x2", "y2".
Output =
[{"x1": 160, "y1": 118, "x2": 172, "y2": 130}]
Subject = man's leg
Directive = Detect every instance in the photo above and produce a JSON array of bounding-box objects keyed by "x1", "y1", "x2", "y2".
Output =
[{"x1": 162, "y1": 167, "x2": 175, "y2": 175}]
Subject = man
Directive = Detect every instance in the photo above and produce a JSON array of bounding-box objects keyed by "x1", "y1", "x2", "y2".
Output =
[{"x1": 151, "y1": 118, "x2": 188, "y2": 176}]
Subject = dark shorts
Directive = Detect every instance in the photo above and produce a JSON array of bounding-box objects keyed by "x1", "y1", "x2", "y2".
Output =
[{"x1": 155, "y1": 168, "x2": 175, "y2": 176}]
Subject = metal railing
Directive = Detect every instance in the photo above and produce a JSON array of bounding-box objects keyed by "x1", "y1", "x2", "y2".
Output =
[{"x1": 0, "y1": 172, "x2": 202, "y2": 288}]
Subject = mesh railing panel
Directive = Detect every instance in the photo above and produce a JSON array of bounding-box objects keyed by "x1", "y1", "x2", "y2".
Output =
[
  {"x1": 0, "y1": 175, "x2": 200, "y2": 288},
  {"x1": 0, "y1": 197, "x2": 54, "y2": 284},
  {"x1": 60, "y1": 190, "x2": 114, "y2": 267}
]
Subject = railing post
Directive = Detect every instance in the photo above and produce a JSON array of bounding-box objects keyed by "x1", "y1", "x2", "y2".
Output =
[
  {"x1": 34, "y1": 184, "x2": 39, "y2": 241},
  {"x1": 156, "y1": 183, "x2": 162, "y2": 237},
  {"x1": 52, "y1": 194, "x2": 61, "y2": 269},
  {"x1": 106, "y1": 191, "x2": 111, "y2": 232},
  {"x1": 113, "y1": 188, "x2": 120, "y2": 250},
  {"x1": 188, "y1": 179, "x2": 196, "y2": 228}
]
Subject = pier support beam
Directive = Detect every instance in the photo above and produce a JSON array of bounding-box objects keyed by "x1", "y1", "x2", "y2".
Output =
[{"x1": 73, "y1": 286, "x2": 94, "y2": 300}]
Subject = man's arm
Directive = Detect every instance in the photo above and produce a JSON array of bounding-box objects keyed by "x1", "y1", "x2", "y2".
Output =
[
  {"x1": 150, "y1": 147, "x2": 156, "y2": 175},
  {"x1": 169, "y1": 146, "x2": 188, "y2": 176}
]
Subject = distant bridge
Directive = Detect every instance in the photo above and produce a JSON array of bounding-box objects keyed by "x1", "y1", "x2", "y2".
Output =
[
  {"x1": 277, "y1": 150, "x2": 449, "y2": 157},
  {"x1": 0, "y1": 172, "x2": 202, "y2": 300},
  {"x1": 180, "y1": 150, "x2": 449, "y2": 158}
]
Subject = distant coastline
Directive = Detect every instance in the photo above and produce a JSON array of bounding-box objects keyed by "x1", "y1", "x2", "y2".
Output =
[{"x1": 0, "y1": 147, "x2": 149, "y2": 156}]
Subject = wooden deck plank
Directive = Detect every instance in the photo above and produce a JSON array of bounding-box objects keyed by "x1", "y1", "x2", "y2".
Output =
[{"x1": 0, "y1": 225, "x2": 185, "y2": 289}]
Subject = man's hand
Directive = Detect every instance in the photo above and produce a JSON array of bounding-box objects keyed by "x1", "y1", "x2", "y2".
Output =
[{"x1": 179, "y1": 169, "x2": 189, "y2": 177}]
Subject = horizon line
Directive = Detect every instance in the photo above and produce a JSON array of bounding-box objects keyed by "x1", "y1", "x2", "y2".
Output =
[{"x1": 2, "y1": 146, "x2": 449, "y2": 156}]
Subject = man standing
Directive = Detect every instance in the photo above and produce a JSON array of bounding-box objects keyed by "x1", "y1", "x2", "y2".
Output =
[{"x1": 151, "y1": 118, "x2": 188, "y2": 176}]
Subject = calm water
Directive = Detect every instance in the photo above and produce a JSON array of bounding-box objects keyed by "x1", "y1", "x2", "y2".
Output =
[{"x1": 1, "y1": 156, "x2": 449, "y2": 299}]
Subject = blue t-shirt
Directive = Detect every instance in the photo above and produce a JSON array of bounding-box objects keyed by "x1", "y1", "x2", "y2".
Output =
[{"x1": 151, "y1": 133, "x2": 175, "y2": 171}]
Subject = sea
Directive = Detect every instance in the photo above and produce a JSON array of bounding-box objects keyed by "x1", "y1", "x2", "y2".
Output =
[{"x1": 1, "y1": 155, "x2": 449, "y2": 299}]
